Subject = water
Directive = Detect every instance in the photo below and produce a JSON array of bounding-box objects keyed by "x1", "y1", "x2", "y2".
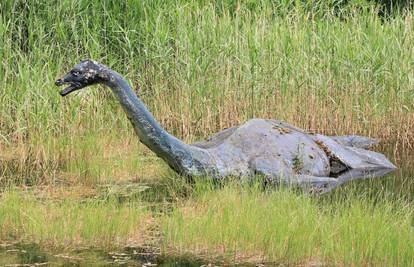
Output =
[
  {"x1": 317, "y1": 147, "x2": 414, "y2": 203},
  {"x1": 0, "y1": 243, "x2": 210, "y2": 267},
  {"x1": 365, "y1": 148, "x2": 413, "y2": 199}
]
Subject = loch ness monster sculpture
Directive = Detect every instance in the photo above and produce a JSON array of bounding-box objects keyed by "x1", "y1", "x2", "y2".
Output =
[{"x1": 56, "y1": 60, "x2": 396, "y2": 193}]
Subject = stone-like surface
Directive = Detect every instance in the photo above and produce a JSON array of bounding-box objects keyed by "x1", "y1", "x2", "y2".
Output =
[
  {"x1": 56, "y1": 60, "x2": 397, "y2": 193},
  {"x1": 193, "y1": 119, "x2": 396, "y2": 192}
]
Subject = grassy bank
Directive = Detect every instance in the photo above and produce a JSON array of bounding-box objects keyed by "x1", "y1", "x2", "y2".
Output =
[
  {"x1": 0, "y1": 180, "x2": 412, "y2": 266},
  {"x1": 164, "y1": 183, "x2": 414, "y2": 265},
  {"x1": 0, "y1": 188, "x2": 153, "y2": 250}
]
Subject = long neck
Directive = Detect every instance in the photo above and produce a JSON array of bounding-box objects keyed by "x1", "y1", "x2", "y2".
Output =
[{"x1": 104, "y1": 71, "x2": 207, "y2": 174}]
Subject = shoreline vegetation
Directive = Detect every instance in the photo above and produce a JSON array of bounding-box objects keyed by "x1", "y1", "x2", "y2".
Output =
[
  {"x1": 0, "y1": 180, "x2": 413, "y2": 266},
  {"x1": 0, "y1": 1, "x2": 413, "y2": 265}
]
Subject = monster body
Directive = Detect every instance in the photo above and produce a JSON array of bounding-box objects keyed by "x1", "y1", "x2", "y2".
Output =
[{"x1": 56, "y1": 60, "x2": 397, "y2": 193}]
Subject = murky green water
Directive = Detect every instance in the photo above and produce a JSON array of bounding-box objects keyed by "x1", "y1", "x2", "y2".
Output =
[
  {"x1": 362, "y1": 148, "x2": 413, "y2": 198},
  {"x1": 0, "y1": 243, "x2": 210, "y2": 266}
]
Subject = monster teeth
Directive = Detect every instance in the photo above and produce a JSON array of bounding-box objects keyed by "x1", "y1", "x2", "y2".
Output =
[
  {"x1": 59, "y1": 84, "x2": 79, "y2": 96},
  {"x1": 59, "y1": 86, "x2": 73, "y2": 96}
]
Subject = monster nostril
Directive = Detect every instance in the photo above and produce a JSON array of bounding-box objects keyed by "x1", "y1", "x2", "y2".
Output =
[{"x1": 55, "y1": 79, "x2": 63, "y2": 86}]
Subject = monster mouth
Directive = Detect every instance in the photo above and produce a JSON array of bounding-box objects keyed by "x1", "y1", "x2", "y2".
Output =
[{"x1": 55, "y1": 79, "x2": 83, "y2": 96}]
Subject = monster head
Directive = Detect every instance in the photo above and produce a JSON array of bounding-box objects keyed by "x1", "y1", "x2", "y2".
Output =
[{"x1": 55, "y1": 59, "x2": 110, "y2": 96}]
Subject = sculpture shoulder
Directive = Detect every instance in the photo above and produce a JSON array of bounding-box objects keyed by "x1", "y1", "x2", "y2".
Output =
[{"x1": 192, "y1": 125, "x2": 240, "y2": 149}]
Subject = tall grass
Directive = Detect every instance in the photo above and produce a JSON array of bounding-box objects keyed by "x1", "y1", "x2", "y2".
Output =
[
  {"x1": 0, "y1": 0, "x2": 413, "y2": 184},
  {"x1": 164, "y1": 182, "x2": 414, "y2": 265}
]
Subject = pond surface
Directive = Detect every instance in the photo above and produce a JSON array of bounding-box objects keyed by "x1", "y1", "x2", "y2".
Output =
[
  {"x1": 363, "y1": 147, "x2": 413, "y2": 198},
  {"x1": 0, "y1": 243, "x2": 211, "y2": 267}
]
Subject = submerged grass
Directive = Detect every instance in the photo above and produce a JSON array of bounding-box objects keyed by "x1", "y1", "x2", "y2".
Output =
[{"x1": 164, "y1": 182, "x2": 414, "y2": 266}]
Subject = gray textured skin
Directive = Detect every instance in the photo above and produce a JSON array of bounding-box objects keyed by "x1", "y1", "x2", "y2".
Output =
[{"x1": 56, "y1": 60, "x2": 397, "y2": 193}]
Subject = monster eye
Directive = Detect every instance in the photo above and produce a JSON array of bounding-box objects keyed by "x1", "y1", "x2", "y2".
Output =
[{"x1": 71, "y1": 70, "x2": 81, "y2": 77}]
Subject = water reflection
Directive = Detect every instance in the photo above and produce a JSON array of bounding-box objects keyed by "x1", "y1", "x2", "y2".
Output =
[
  {"x1": 0, "y1": 243, "x2": 212, "y2": 266},
  {"x1": 0, "y1": 243, "x2": 106, "y2": 266},
  {"x1": 371, "y1": 146, "x2": 413, "y2": 199},
  {"x1": 321, "y1": 145, "x2": 414, "y2": 202}
]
